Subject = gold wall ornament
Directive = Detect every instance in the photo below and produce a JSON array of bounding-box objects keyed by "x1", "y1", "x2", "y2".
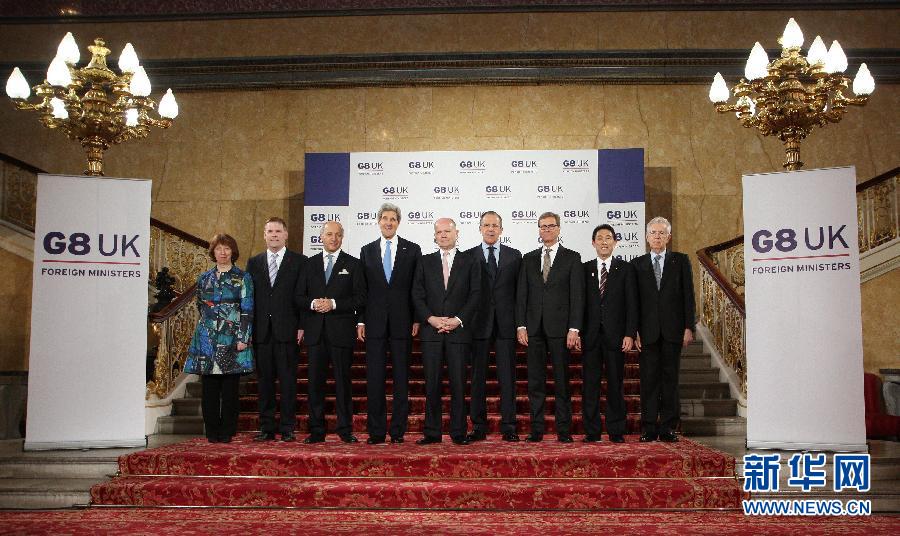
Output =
[
  {"x1": 5, "y1": 33, "x2": 178, "y2": 176},
  {"x1": 1, "y1": 160, "x2": 37, "y2": 231},
  {"x1": 708, "y1": 18, "x2": 874, "y2": 171}
]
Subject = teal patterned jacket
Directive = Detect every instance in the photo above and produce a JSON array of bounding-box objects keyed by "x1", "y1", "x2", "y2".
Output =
[{"x1": 184, "y1": 266, "x2": 254, "y2": 375}]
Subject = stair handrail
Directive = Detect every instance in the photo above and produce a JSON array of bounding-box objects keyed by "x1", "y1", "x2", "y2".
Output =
[
  {"x1": 0, "y1": 153, "x2": 211, "y2": 400},
  {"x1": 696, "y1": 166, "x2": 899, "y2": 397}
]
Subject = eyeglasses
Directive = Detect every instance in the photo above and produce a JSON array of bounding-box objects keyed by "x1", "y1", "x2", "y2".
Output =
[
  {"x1": 538, "y1": 224, "x2": 559, "y2": 231},
  {"x1": 648, "y1": 230, "x2": 669, "y2": 237}
]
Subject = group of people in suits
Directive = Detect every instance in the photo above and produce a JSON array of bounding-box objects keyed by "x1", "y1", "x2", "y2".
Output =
[{"x1": 190, "y1": 206, "x2": 695, "y2": 446}]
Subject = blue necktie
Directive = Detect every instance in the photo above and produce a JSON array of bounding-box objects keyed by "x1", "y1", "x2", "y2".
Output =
[
  {"x1": 383, "y1": 240, "x2": 392, "y2": 282},
  {"x1": 325, "y1": 254, "x2": 334, "y2": 284}
]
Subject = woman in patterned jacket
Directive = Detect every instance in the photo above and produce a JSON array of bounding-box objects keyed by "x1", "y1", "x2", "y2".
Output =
[{"x1": 184, "y1": 233, "x2": 254, "y2": 443}]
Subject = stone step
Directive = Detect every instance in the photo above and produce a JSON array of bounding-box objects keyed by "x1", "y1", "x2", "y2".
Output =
[
  {"x1": 679, "y1": 382, "x2": 731, "y2": 399},
  {"x1": 680, "y1": 416, "x2": 746, "y2": 436},
  {"x1": 0, "y1": 457, "x2": 118, "y2": 479},
  {"x1": 678, "y1": 369, "x2": 721, "y2": 383},
  {"x1": 680, "y1": 398, "x2": 738, "y2": 417},
  {"x1": 0, "y1": 478, "x2": 101, "y2": 509},
  {"x1": 680, "y1": 355, "x2": 712, "y2": 370}
]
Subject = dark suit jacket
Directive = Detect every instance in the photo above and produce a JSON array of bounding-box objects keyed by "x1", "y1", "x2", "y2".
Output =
[
  {"x1": 246, "y1": 249, "x2": 307, "y2": 343},
  {"x1": 359, "y1": 236, "x2": 421, "y2": 339},
  {"x1": 582, "y1": 257, "x2": 639, "y2": 351},
  {"x1": 516, "y1": 244, "x2": 585, "y2": 338},
  {"x1": 631, "y1": 251, "x2": 696, "y2": 345},
  {"x1": 412, "y1": 249, "x2": 481, "y2": 344},
  {"x1": 296, "y1": 250, "x2": 366, "y2": 348},
  {"x1": 463, "y1": 243, "x2": 521, "y2": 340}
]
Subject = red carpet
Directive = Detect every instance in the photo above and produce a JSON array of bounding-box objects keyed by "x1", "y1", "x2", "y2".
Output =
[
  {"x1": 1, "y1": 508, "x2": 898, "y2": 535},
  {"x1": 90, "y1": 435, "x2": 742, "y2": 509}
]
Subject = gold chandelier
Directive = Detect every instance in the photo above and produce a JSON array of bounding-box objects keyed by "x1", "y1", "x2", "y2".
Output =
[
  {"x1": 5, "y1": 33, "x2": 178, "y2": 176},
  {"x1": 708, "y1": 18, "x2": 875, "y2": 171}
]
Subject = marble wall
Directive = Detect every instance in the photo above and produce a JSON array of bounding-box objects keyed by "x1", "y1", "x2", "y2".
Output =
[{"x1": 0, "y1": 9, "x2": 897, "y2": 372}]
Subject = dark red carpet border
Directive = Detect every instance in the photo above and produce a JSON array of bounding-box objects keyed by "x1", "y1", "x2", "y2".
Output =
[{"x1": 1, "y1": 508, "x2": 898, "y2": 535}]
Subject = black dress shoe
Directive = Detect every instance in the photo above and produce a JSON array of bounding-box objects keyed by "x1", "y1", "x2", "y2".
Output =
[
  {"x1": 253, "y1": 432, "x2": 276, "y2": 442},
  {"x1": 340, "y1": 434, "x2": 359, "y2": 444},
  {"x1": 502, "y1": 432, "x2": 520, "y2": 442},
  {"x1": 206, "y1": 437, "x2": 220, "y2": 443},
  {"x1": 452, "y1": 437, "x2": 470, "y2": 445},
  {"x1": 219, "y1": 436, "x2": 232, "y2": 444},
  {"x1": 390, "y1": 436, "x2": 404, "y2": 444},
  {"x1": 583, "y1": 433, "x2": 602, "y2": 443},
  {"x1": 639, "y1": 433, "x2": 657, "y2": 442},
  {"x1": 367, "y1": 436, "x2": 385, "y2": 445},
  {"x1": 525, "y1": 433, "x2": 543, "y2": 442},
  {"x1": 557, "y1": 434, "x2": 574, "y2": 443},
  {"x1": 466, "y1": 431, "x2": 487, "y2": 442},
  {"x1": 282, "y1": 432, "x2": 297, "y2": 442},
  {"x1": 659, "y1": 432, "x2": 679, "y2": 443},
  {"x1": 610, "y1": 434, "x2": 625, "y2": 443},
  {"x1": 302, "y1": 435, "x2": 324, "y2": 444},
  {"x1": 416, "y1": 436, "x2": 442, "y2": 445}
]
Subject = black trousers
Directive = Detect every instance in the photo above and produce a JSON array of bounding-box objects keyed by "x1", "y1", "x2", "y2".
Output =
[
  {"x1": 307, "y1": 336, "x2": 354, "y2": 437},
  {"x1": 201, "y1": 373, "x2": 241, "y2": 440},
  {"x1": 471, "y1": 331, "x2": 517, "y2": 435},
  {"x1": 421, "y1": 338, "x2": 468, "y2": 440},
  {"x1": 639, "y1": 338, "x2": 682, "y2": 435},
  {"x1": 365, "y1": 334, "x2": 411, "y2": 439},
  {"x1": 254, "y1": 334, "x2": 299, "y2": 435},
  {"x1": 582, "y1": 337, "x2": 627, "y2": 436},
  {"x1": 526, "y1": 328, "x2": 571, "y2": 435}
]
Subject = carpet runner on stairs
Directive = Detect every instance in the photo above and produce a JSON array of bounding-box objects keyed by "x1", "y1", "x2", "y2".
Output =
[{"x1": 90, "y1": 435, "x2": 743, "y2": 509}]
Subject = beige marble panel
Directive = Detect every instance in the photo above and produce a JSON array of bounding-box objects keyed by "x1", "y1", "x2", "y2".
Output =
[
  {"x1": 471, "y1": 86, "x2": 523, "y2": 138},
  {"x1": 861, "y1": 269, "x2": 900, "y2": 375},
  {"x1": 596, "y1": 12, "x2": 670, "y2": 50},
  {"x1": 306, "y1": 90, "x2": 367, "y2": 141},
  {"x1": 522, "y1": 136, "x2": 598, "y2": 150},
  {"x1": 514, "y1": 85, "x2": 605, "y2": 137},
  {"x1": 600, "y1": 86, "x2": 650, "y2": 152},
  {"x1": 365, "y1": 87, "x2": 434, "y2": 142},
  {"x1": 522, "y1": 13, "x2": 598, "y2": 51},
  {"x1": 433, "y1": 87, "x2": 476, "y2": 139},
  {"x1": 0, "y1": 249, "x2": 32, "y2": 371},
  {"x1": 454, "y1": 13, "x2": 528, "y2": 52},
  {"x1": 434, "y1": 137, "x2": 525, "y2": 151}
]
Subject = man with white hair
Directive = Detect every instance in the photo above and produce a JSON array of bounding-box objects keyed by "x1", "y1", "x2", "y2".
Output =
[{"x1": 631, "y1": 216, "x2": 696, "y2": 443}]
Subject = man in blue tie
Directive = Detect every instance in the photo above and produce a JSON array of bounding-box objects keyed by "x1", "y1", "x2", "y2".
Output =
[
  {"x1": 357, "y1": 204, "x2": 422, "y2": 444},
  {"x1": 631, "y1": 216, "x2": 696, "y2": 443}
]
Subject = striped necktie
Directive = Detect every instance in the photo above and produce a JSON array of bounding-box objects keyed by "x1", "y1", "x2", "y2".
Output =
[
  {"x1": 268, "y1": 253, "x2": 278, "y2": 286},
  {"x1": 599, "y1": 261, "x2": 608, "y2": 298}
]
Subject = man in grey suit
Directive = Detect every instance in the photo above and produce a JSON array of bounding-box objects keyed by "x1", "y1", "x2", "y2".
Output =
[
  {"x1": 357, "y1": 203, "x2": 421, "y2": 444},
  {"x1": 464, "y1": 211, "x2": 521, "y2": 442},
  {"x1": 516, "y1": 212, "x2": 584, "y2": 443},
  {"x1": 631, "y1": 216, "x2": 696, "y2": 443}
]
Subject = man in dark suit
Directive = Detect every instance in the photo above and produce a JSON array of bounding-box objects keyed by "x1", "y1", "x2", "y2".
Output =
[
  {"x1": 296, "y1": 221, "x2": 366, "y2": 444},
  {"x1": 580, "y1": 224, "x2": 638, "y2": 444},
  {"x1": 412, "y1": 217, "x2": 481, "y2": 445},
  {"x1": 631, "y1": 216, "x2": 696, "y2": 443},
  {"x1": 516, "y1": 212, "x2": 584, "y2": 443},
  {"x1": 463, "y1": 211, "x2": 521, "y2": 442},
  {"x1": 246, "y1": 216, "x2": 307, "y2": 442},
  {"x1": 357, "y1": 203, "x2": 421, "y2": 444}
]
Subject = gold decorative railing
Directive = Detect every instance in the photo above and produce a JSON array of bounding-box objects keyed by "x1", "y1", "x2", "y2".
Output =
[
  {"x1": 858, "y1": 168, "x2": 899, "y2": 254},
  {"x1": 0, "y1": 154, "x2": 39, "y2": 233},
  {"x1": 146, "y1": 218, "x2": 209, "y2": 398},
  {"x1": 698, "y1": 166, "x2": 899, "y2": 397}
]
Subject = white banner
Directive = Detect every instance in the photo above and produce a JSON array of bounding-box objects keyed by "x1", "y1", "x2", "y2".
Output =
[
  {"x1": 304, "y1": 150, "x2": 645, "y2": 262},
  {"x1": 744, "y1": 166, "x2": 866, "y2": 452},
  {"x1": 26, "y1": 174, "x2": 150, "y2": 450}
]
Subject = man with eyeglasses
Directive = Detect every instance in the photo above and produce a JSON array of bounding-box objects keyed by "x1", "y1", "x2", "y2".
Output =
[
  {"x1": 516, "y1": 212, "x2": 584, "y2": 443},
  {"x1": 631, "y1": 216, "x2": 696, "y2": 443},
  {"x1": 463, "y1": 211, "x2": 522, "y2": 442}
]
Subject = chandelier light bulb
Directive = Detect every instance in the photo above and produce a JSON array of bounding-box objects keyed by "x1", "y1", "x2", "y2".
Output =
[
  {"x1": 781, "y1": 18, "x2": 804, "y2": 49},
  {"x1": 158, "y1": 88, "x2": 179, "y2": 119},
  {"x1": 5, "y1": 68, "x2": 30, "y2": 99},
  {"x1": 824, "y1": 40, "x2": 848, "y2": 74},
  {"x1": 125, "y1": 108, "x2": 139, "y2": 127},
  {"x1": 129, "y1": 65, "x2": 151, "y2": 97},
  {"x1": 806, "y1": 36, "x2": 828, "y2": 66},
  {"x1": 50, "y1": 97, "x2": 68, "y2": 119},
  {"x1": 57, "y1": 32, "x2": 80, "y2": 65},
  {"x1": 852, "y1": 63, "x2": 875, "y2": 96},
  {"x1": 744, "y1": 42, "x2": 770, "y2": 81},
  {"x1": 709, "y1": 73, "x2": 730, "y2": 103},
  {"x1": 47, "y1": 55, "x2": 72, "y2": 87},
  {"x1": 118, "y1": 43, "x2": 140, "y2": 74}
]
